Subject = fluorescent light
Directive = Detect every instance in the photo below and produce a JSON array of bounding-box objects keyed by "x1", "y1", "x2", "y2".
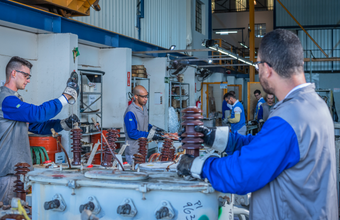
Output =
[
  {"x1": 215, "y1": 31, "x2": 238, "y2": 35},
  {"x1": 239, "y1": 42, "x2": 248, "y2": 48},
  {"x1": 208, "y1": 59, "x2": 213, "y2": 64}
]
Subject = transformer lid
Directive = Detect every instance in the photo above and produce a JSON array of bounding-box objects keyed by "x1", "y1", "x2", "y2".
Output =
[{"x1": 84, "y1": 170, "x2": 149, "y2": 181}]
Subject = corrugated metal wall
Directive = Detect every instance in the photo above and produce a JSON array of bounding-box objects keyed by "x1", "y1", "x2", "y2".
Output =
[
  {"x1": 299, "y1": 29, "x2": 340, "y2": 71},
  {"x1": 275, "y1": 0, "x2": 340, "y2": 28},
  {"x1": 73, "y1": 0, "x2": 187, "y2": 49}
]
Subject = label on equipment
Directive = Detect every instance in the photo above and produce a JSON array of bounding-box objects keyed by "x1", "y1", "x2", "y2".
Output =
[{"x1": 55, "y1": 152, "x2": 65, "y2": 164}]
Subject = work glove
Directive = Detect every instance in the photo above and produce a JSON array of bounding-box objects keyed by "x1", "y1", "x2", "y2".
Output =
[
  {"x1": 63, "y1": 71, "x2": 79, "y2": 105},
  {"x1": 151, "y1": 133, "x2": 164, "y2": 141},
  {"x1": 147, "y1": 125, "x2": 165, "y2": 141},
  {"x1": 194, "y1": 125, "x2": 230, "y2": 153},
  {"x1": 177, "y1": 153, "x2": 219, "y2": 179},
  {"x1": 60, "y1": 114, "x2": 80, "y2": 131}
]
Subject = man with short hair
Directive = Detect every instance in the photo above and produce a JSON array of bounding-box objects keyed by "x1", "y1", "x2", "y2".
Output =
[
  {"x1": 254, "y1": 89, "x2": 265, "y2": 120},
  {"x1": 177, "y1": 29, "x2": 338, "y2": 219},
  {"x1": 225, "y1": 92, "x2": 246, "y2": 135},
  {"x1": 0, "y1": 56, "x2": 80, "y2": 205},
  {"x1": 221, "y1": 93, "x2": 231, "y2": 120},
  {"x1": 257, "y1": 93, "x2": 275, "y2": 122},
  {"x1": 124, "y1": 85, "x2": 163, "y2": 165}
]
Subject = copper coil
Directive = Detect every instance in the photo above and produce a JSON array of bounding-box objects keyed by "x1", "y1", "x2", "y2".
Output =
[
  {"x1": 148, "y1": 153, "x2": 161, "y2": 162},
  {"x1": 13, "y1": 163, "x2": 30, "y2": 201},
  {"x1": 71, "y1": 128, "x2": 82, "y2": 165},
  {"x1": 181, "y1": 107, "x2": 204, "y2": 157},
  {"x1": 160, "y1": 139, "x2": 175, "y2": 161},
  {"x1": 101, "y1": 129, "x2": 119, "y2": 167}
]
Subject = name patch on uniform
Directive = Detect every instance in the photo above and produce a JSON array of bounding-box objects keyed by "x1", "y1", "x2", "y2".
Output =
[{"x1": 16, "y1": 104, "x2": 21, "y2": 108}]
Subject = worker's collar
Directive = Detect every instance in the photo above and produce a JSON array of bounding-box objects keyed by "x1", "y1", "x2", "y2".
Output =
[
  {"x1": 284, "y1": 83, "x2": 311, "y2": 99},
  {"x1": 132, "y1": 101, "x2": 145, "y2": 111},
  {"x1": 258, "y1": 97, "x2": 264, "y2": 102},
  {"x1": 0, "y1": 86, "x2": 21, "y2": 98},
  {"x1": 232, "y1": 100, "x2": 239, "y2": 106}
]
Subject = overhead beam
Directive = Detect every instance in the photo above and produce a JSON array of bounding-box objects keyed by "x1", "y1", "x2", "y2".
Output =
[
  {"x1": 132, "y1": 49, "x2": 212, "y2": 54},
  {"x1": 276, "y1": 0, "x2": 328, "y2": 58},
  {"x1": 249, "y1": 0, "x2": 255, "y2": 82},
  {"x1": 304, "y1": 57, "x2": 340, "y2": 62}
]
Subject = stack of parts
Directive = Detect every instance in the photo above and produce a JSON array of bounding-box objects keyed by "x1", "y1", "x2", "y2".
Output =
[
  {"x1": 71, "y1": 126, "x2": 82, "y2": 166},
  {"x1": 101, "y1": 129, "x2": 119, "y2": 167},
  {"x1": 181, "y1": 107, "x2": 204, "y2": 157},
  {"x1": 160, "y1": 139, "x2": 175, "y2": 161},
  {"x1": 14, "y1": 163, "x2": 30, "y2": 201},
  {"x1": 134, "y1": 138, "x2": 148, "y2": 165}
]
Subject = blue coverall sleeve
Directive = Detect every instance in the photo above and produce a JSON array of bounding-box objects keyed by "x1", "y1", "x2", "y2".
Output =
[
  {"x1": 29, "y1": 120, "x2": 63, "y2": 135},
  {"x1": 225, "y1": 132, "x2": 256, "y2": 155},
  {"x1": 257, "y1": 105, "x2": 264, "y2": 120},
  {"x1": 2, "y1": 96, "x2": 63, "y2": 123},
  {"x1": 124, "y1": 111, "x2": 149, "y2": 139},
  {"x1": 202, "y1": 117, "x2": 300, "y2": 195}
]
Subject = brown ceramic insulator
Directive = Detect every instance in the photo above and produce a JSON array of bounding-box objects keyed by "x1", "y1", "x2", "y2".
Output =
[
  {"x1": 13, "y1": 163, "x2": 30, "y2": 201},
  {"x1": 160, "y1": 139, "x2": 175, "y2": 161},
  {"x1": 71, "y1": 128, "x2": 82, "y2": 166},
  {"x1": 136, "y1": 137, "x2": 148, "y2": 164},
  {"x1": 101, "y1": 129, "x2": 119, "y2": 167},
  {"x1": 0, "y1": 214, "x2": 26, "y2": 220},
  {"x1": 181, "y1": 107, "x2": 204, "y2": 157},
  {"x1": 133, "y1": 153, "x2": 145, "y2": 165}
]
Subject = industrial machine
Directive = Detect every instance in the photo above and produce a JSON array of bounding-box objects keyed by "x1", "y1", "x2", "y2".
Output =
[{"x1": 0, "y1": 107, "x2": 249, "y2": 220}]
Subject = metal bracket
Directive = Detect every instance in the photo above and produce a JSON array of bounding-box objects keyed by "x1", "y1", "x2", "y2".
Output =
[
  {"x1": 79, "y1": 196, "x2": 101, "y2": 215},
  {"x1": 117, "y1": 198, "x2": 137, "y2": 217},
  {"x1": 154, "y1": 200, "x2": 175, "y2": 219},
  {"x1": 44, "y1": 194, "x2": 66, "y2": 212},
  {"x1": 67, "y1": 180, "x2": 78, "y2": 189}
]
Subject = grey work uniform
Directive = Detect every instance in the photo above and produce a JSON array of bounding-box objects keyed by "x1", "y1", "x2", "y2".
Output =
[
  {"x1": 261, "y1": 102, "x2": 273, "y2": 122},
  {"x1": 250, "y1": 84, "x2": 338, "y2": 219},
  {"x1": 123, "y1": 102, "x2": 149, "y2": 165},
  {"x1": 0, "y1": 87, "x2": 32, "y2": 205}
]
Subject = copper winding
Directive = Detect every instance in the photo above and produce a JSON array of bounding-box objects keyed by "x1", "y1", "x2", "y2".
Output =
[
  {"x1": 181, "y1": 107, "x2": 204, "y2": 157},
  {"x1": 71, "y1": 127, "x2": 82, "y2": 166},
  {"x1": 160, "y1": 139, "x2": 175, "y2": 161},
  {"x1": 101, "y1": 129, "x2": 119, "y2": 167},
  {"x1": 134, "y1": 137, "x2": 148, "y2": 164},
  {"x1": 14, "y1": 163, "x2": 30, "y2": 201},
  {"x1": 148, "y1": 153, "x2": 161, "y2": 162}
]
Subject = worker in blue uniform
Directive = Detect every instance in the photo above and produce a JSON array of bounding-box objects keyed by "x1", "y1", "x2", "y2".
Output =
[
  {"x1": 254, "y1": 89, "x2": 265, "y2": 120},
  {"x1": 0, "y1": 56, "x2": 80, "y2": 205},
  {"x1": 225, "y1": 92, "x2": 246, "y2": 135},
  {"x1": 123, "y1": 85, "x2": 164, "y2": 165},
  {"x1": 177, "y1": 30, "x2": 338, "y2": 219}
]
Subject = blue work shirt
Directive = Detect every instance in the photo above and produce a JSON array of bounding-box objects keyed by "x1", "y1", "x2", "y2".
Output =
[{"x1": 255, "y1": 97, "x2": 265, "y2": 119}]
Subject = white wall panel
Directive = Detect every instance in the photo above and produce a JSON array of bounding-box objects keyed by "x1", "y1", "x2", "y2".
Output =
[{"x1": 73, "y1": 0, "x2": 188, "y2": 49}]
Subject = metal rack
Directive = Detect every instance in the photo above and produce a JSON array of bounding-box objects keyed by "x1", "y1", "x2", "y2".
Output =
[
  {"x1": 316, "y1": 89, "x2": 334, "y2": 118},
  {"x1": 132, "y1": 77, "x2": 150, "y2": 117},
  {"x1": 78, "y1": 69, "x2": 105, "y2": 137},
  {"x1": 169, "y1": 81, "x2": 190, "y2": 125}
]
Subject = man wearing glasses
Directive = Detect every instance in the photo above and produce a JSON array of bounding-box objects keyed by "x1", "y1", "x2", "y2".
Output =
[
  {"x1": 177, "y1": 30, "x2": 337, "y2": 219},
  {"x1": 0, "y1": 56, "x2": 80, "y2": 205},
  {"x1": 124, "y1": 85, "x2": 163, "y2": 165}
]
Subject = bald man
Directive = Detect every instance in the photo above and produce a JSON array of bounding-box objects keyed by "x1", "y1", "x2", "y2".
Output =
[{"x1": 123, "y1": 85, "x2": 163, "y2": 165}]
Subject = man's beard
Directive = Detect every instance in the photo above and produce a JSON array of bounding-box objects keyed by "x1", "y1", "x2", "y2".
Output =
[{"x1": 259, "y1": 73, "x2": 274, "y2": 94}]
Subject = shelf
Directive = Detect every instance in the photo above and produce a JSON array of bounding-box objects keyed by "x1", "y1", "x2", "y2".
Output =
[
  {"x1": 171, "y1": 82, "x2": 189, "y2": 85},
  {"x1": 170, "y1": 95, "x2": 189, "y2": 97},
  {"x1": 132, "y1": 77, "x2": 149, "y2": 80},
  {"x1": 82, "y1": 131, "x2": 101, "y2": 136},
  {"x1": 83, "y1": 92, "x2": 102, "y2": 95}
]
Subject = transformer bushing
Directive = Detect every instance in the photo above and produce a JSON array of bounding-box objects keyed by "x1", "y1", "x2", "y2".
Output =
[
  {"x1": 181, "y1": 107, "x2": 204, "y2": 157},
  {"x1": 71, "y1": 125, "x2": 82, "y2": 166},
  {"x1": 160, "y1": 139, "x2": 175, "y2": 161},
  {"x1": 14, "y1": 163, "x2": 30, "y2": 201},
  {"x1": 134, "y1": 137, "x2": 148, "y2": 164},
  {"x1": 101, "y1": 129, "x2": 119, "y2": 167}
]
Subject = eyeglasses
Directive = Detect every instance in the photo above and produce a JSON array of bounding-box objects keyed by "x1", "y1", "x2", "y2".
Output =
[
  {"x1": 137, "y1": 94, "x2": 148, "y2": 99},
  {"x1": 254, "y1": 61, "x2": 272, "y2": 71},
  {"x1": 16, "y1": 70, "x2": 31, "y2": 79}
]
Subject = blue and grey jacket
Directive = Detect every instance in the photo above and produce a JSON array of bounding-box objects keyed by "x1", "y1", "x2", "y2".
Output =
[
  {"x1": 124, "y1": 102, "x2": 151, "y2": 156},
  {"x1": 0, "y1": 86, "x2": 68, "y2": 177},
  {"x1": 230, "y1": 100, "x2": 246, "y2": 132},
  {"x1": 255, "y1": 97, "x2": 265, "y2": 119},
  {"x1": 201, "y1": 84, "x2": 338, "y2": 219}
]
